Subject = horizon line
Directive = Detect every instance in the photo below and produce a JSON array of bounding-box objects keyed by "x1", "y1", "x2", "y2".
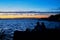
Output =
[{"x1": 0, "y1": 11, "x2": 60, "y2": 13}]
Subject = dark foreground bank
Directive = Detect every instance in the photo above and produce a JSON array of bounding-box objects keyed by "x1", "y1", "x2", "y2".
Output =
[
  {"x1": 13, "y1": 31, "x2": 60, "y2": 40},
  {"x1": 13, "y1": 22, "x2": 60, "y2": 40}
]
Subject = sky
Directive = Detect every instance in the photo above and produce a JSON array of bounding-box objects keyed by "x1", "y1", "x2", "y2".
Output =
[
  {"x1": 0, "y1": 0, "x2": 60, "y2": 12},
  {"x1": 0, "y1": 0, "x2": 60, "y2": 18}
]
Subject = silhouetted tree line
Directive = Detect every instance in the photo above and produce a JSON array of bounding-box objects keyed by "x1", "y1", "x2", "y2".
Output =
[
  {"x1": 41, "y1": 14, "x2": 60, "y2": 21},
  {"x1": 48, "y1": 14, "x2": 60, "y2": 21}
]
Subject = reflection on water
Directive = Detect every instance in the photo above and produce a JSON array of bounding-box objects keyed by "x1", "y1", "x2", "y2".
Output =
[{"x1": 0, "y1": 19, "x2": 60, "y2": 40}]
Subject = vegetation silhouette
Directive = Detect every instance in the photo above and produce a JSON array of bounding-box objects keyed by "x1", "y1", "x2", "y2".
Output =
[
  {"x1": 40, "y1": 14, "x2": 60, "y2": 22},
  {"x1": 48, "y1": 14, "x2": 60, "y2": 21}
]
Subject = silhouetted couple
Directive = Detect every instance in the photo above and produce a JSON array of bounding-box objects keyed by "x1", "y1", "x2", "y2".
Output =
[{"x1": 32, "y1": 22, "x2": 46, "y2": 32}]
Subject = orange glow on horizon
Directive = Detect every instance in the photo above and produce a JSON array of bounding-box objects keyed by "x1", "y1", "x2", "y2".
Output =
[{"x1": 0, "y1": 14, "x2": 50, "y2": 19}]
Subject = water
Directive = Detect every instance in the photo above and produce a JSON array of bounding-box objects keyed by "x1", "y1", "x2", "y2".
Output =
[{"x1": 0, "y1": 19, "x2": 60, "y2": 40}]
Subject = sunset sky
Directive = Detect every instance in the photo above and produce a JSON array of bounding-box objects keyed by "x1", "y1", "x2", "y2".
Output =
[
  {"x1": 0, "y1": 13, "x2": 50, "y2": 18},
  {"x1": 0, "y1": 0, "x2": 60, "y2": 18}
]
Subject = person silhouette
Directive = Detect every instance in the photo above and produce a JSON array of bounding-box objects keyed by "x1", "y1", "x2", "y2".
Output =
[
  {"x1": 41, "y1": 22, "x2": 46, "y2": 32},
  {"x1": 26, "y1": 28, "x2": 30, "y2": 32},
  {"x1": 32, "y1": 22, "x2": 42, "y2": 32}
]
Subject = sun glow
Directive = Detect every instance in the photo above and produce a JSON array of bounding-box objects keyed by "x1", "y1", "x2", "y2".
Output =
[{"x1": 0, "y1": 13, "x2": 50, "y2": 19}]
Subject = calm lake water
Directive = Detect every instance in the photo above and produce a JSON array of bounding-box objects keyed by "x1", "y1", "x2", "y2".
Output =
[{"x1": 0, "y1": 19, "x2": 60, "y2": 40}]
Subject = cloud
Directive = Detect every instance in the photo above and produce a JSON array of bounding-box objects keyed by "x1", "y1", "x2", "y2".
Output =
[{"x1": 51, "y1": 7, "x2": 60, "y2": 10}]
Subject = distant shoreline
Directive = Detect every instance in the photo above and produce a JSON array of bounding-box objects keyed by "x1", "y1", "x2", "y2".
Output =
[
  {"x1": 0, "y1": 18, "x2": 41, "y2": 20},
  {"x1": 0, "y1": 18, "x2": 60, "y2": 22}
]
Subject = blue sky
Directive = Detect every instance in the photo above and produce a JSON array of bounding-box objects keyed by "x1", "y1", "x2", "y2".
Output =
[{"x1": 0, "y1": 0, "x2": 60, "y2": 12}]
